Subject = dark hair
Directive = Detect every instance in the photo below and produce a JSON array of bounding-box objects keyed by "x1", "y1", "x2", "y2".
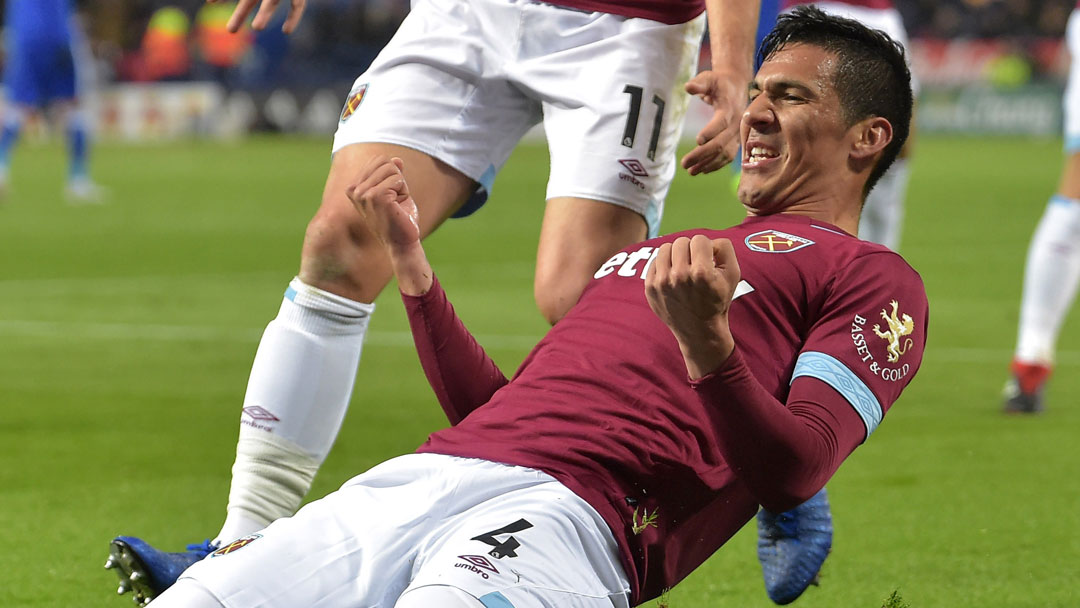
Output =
[{"x1": 758, "y1": 5, "x2": 913, "y2": 195}]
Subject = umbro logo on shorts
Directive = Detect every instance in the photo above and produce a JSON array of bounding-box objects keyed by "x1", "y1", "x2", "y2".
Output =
[
  {"x1": 454, "y1": 554, "x2": 500, "y2": 579},
  {"x1": 618, "y1": 158, "x2": 649, "y2": 177},
  {"x1": 617, "y1": 158, "x2": 648, "y2": 191}
]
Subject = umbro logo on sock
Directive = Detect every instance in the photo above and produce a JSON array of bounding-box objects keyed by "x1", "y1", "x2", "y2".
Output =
[{"x1": 242, "y1": 406, "x2": 280, "y2": 422}]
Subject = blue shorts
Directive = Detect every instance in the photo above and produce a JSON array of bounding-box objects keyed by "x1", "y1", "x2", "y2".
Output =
[{"x1": 4, "y1": 37, "x2": 78, "y2": 106}]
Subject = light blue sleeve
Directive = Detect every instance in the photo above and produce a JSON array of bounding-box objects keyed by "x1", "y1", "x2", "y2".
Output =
[{"x1": 791, "y1": 350, "x2": 882, "y2": 440}]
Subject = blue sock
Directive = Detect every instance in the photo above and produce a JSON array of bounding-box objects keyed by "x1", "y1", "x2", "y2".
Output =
[
  {"x1": 67, "y1": 111, "x2": 88, "y2": 180},
  {"x1": 0, "y1": 116, "x2": 23, "y2": 172}
]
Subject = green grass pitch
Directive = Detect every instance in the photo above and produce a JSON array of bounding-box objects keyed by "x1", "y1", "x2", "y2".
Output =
[{"x1": 0, "y1": 134, "x2": 1077, "y2": 607}]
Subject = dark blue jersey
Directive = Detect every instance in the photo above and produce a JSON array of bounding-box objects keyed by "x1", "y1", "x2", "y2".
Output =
[
  {"x1": 5, "y1": 0, "x2": 73, "y2": 44},
  {"x1": 3, "y1": 0, "x2": 79, "y2": 105}
]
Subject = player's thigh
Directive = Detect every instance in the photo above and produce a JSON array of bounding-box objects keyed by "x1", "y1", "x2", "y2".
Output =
[
  {"x1": 46, "y1": 41, "x2": 78, "y2": 102},
  {"x1": 405, "y1": 480, "x2": 630, "y2": 608},
  {"x1": 534, "y1": 197, "x2": 646, "y2": 324},
  {"x1": 300, "y1": 142, "x2": 476, "y2": 302},
  {"x1": 3, "y1": 44, "x2": 43, "y2": 106},
  {"x1": 395, "y1": 585, "x2": 485, "y2": 608},
  {"x1": 149, "y1": 579, "x2": 223, "y2": 608},
  {"x1": 1058, "y1": 151, "x2": 1080, "y2": 199},
  {"x1": 1062, "y1": 10, "x2": 1080, "y2": 199},
  {"x1": 532, "y1": 10, "x2": 705, "y2": 239},
  {"x1": 332, "y1": 0, "x2": 541, "y2": 212},
  {"x1": 174, "y1": 455, "x2": 485, "y2": 607}
]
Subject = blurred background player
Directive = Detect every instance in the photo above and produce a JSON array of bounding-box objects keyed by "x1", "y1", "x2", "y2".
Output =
[
  {"x1": 106, "y1": 0, "x2": 764, "y2": 604},
  {"x1": 1004, "y1": 0, "x2": 1080, "y2": 414},
  {"x1": 0, "y1": 0, "x2": 103, "y2": 202}
]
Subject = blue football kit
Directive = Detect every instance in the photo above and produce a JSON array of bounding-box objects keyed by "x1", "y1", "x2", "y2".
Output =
[{"x1": 4, "y1": 0, "x2": 79, "y2": 105}]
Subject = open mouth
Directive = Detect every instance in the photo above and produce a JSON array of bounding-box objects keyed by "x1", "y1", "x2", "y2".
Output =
[{"x1": 744, "y1": 144, "x2": 780, "y2": 168}]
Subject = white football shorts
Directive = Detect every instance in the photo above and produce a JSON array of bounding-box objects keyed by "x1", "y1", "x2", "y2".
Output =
[
  {"x1": 332, "y1": 0, "x2": 706, "y2": 236},
  {"x1": 797, "y1": 2, "x2": 919, "y2": 96},
  {"x1": 1064, "y1": 10, "x2": 1080, "y2": 151},
  {"x1": 175, "y1": 453, "x2": 631, "y2": 608}
]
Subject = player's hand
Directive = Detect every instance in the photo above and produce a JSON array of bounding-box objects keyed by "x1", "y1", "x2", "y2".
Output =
[
  {"x1": 208, "y1": 0, "x2": 306, "y2": 34},
  {"x1": 347, "y1": 156, "x2": 421, "y2": 255},
  {"x1": 681, "y1": 70, "x2": 748, "y2": 176},
  {"x1": 347, "y1": 156, "x2": 434, "y2": 295},
  {"x1": 645, "y1": 235, "x2": 741, "y2": 378}
]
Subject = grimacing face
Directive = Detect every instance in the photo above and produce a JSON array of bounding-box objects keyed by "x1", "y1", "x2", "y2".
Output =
[{"x1": 736, "y1": 43, "x2": 859, "y2": 215}]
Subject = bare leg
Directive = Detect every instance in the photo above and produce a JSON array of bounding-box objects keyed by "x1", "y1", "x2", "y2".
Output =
[
  {"x1": 534, "y1": 197, "x2": 647, "y2": 324},
  {"x1": 218, "y1": 143, "x2": 478, "y2": 543}
]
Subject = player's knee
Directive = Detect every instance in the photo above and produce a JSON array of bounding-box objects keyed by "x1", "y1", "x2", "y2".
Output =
[
  {"x1": 299, "y1": 205, "x2": 392, "y2": 301},
  {"x1": 394, "y1": 585, "x2": 484, "y2": 608}
]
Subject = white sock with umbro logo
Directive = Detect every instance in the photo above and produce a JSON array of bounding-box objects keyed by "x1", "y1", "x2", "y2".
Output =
[{"x1": 215, "y1": 277, "x2": 373, "y2": 545}]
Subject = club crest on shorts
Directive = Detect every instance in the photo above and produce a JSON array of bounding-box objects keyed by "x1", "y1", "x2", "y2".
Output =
[
  {"x1": 745, "y1": 230, "x2": 814, "y2": 253},
  {"x1": 339, "y1": 84, "x2": 368, "y2": 122},
  {"x1": 211, "y1": 534, "x2": 263, "y2": 558}
]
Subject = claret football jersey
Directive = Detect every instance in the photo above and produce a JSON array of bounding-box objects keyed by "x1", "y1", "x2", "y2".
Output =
[{"x1": 418, "y1": 213, "x2": 927, "y2": 603}]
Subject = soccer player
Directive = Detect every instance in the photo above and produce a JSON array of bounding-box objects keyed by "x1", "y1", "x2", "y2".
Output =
[
  {"x1": 0, "y1": 0, "x2": 102, "y2": 202},
  {"x1": 754, "y1": 4, "x2": 916, "y2": 602},
  {"x1": 142, "y1": 8, "x2": 925, "y2": 607},
  {"x1": 1004, "y1": 1, "x2": 1080, "y2": 413},
  {"x1": 106, "y1": 0, "x2": 764, "y2": 603}
]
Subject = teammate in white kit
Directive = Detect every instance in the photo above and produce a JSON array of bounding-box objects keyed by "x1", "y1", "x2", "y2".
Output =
[
  {"x1": 106, "y1": 0, "x2": 764, "y2": 604},
  {"x1": 1004, "y1": 1, "x2": 1080, "y2": 413},
  {"x1": 146, "y1": 8, "x2": 926, "y2": 607}
]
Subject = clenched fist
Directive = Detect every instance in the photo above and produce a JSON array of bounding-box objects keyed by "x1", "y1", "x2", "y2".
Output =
[{"x1": 645, "y1": 234, "x2": 741, "y2": 378}]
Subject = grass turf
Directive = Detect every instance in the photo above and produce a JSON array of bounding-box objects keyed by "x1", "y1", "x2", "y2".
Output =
[{"x1": 0, "y1": 134, "x2": 1077, "y2": 607}]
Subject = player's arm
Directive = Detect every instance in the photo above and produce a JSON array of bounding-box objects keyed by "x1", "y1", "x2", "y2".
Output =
[
  {"x1": 645, "y1": 235, "x2": 739, "y2": 377},
  {"x1": 681, "y1": 0, "x2": 760, "y2": 176},
  {"x1": 209, "y1": 0, "x2": 306, "y2": 34},
  {"x1": 691, "y1": 353, "x2": 867, "y2": 512},
  {"x1": 347, "y1": 157, "x2": 508, "y2": 425},
  {"x1": 646, "y1": 237, "x2": 928, "y2": 512},
  {"x1": 644, "y1": 236, "x2": 853, "y2": 511}
]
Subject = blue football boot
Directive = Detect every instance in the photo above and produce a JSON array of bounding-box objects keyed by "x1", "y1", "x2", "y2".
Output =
[
  {"x1": 104, "y1": 536, "x2": 216, "y2": 606},
  {"x1": 757, "y1": 488, "x2": 833, "y2": 605}
]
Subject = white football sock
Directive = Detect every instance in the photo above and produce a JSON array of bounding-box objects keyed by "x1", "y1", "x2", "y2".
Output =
[
  {"x1": 859, "y1": 159, "x2": 909, "y2": 251},
  {"x1": 215, "y1": 277, "x2": 373, "y2": 545},
  {"x1": 1015, "y1": 195, "x2": 1080, "y2": 364}
]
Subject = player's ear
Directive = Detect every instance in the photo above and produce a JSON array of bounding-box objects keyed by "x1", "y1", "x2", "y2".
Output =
[{"x1": 849, "y1": 116, "x2": 892, "y2": 162}]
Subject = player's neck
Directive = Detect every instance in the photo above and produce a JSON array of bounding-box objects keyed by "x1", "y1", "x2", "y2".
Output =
[{"x1": 747, "y1": 195, "x2": 861, "y2": 236}]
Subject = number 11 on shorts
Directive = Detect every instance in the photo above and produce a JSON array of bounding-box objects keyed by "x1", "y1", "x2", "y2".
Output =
[{"x1": 622, "y1": 85, "x2": 666, "y2": 161}]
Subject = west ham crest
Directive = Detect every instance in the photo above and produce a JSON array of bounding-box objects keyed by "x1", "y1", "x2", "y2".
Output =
[
  {"x1": 745, "y1": 230, "x2": 815, "y2": 253},
  {"x1": 211, "y1": 534, "x2": 263, "y2": 557},
  {"x1": 339, "y1": 84, "x2": 369, "y2": 122}
]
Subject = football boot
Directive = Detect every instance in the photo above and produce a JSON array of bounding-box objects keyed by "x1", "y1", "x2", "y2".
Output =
[
  {"x1": 105, "y1": 536, "x2": 215, "y2": 606},
  {"x1": 757, "y1": 488, "x2": 833, "y2": 605}
]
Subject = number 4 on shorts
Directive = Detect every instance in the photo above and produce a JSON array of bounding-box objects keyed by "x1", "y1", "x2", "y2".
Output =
[{"x1": 470, "y1": 519, "x2": 534, "y2": 559}]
